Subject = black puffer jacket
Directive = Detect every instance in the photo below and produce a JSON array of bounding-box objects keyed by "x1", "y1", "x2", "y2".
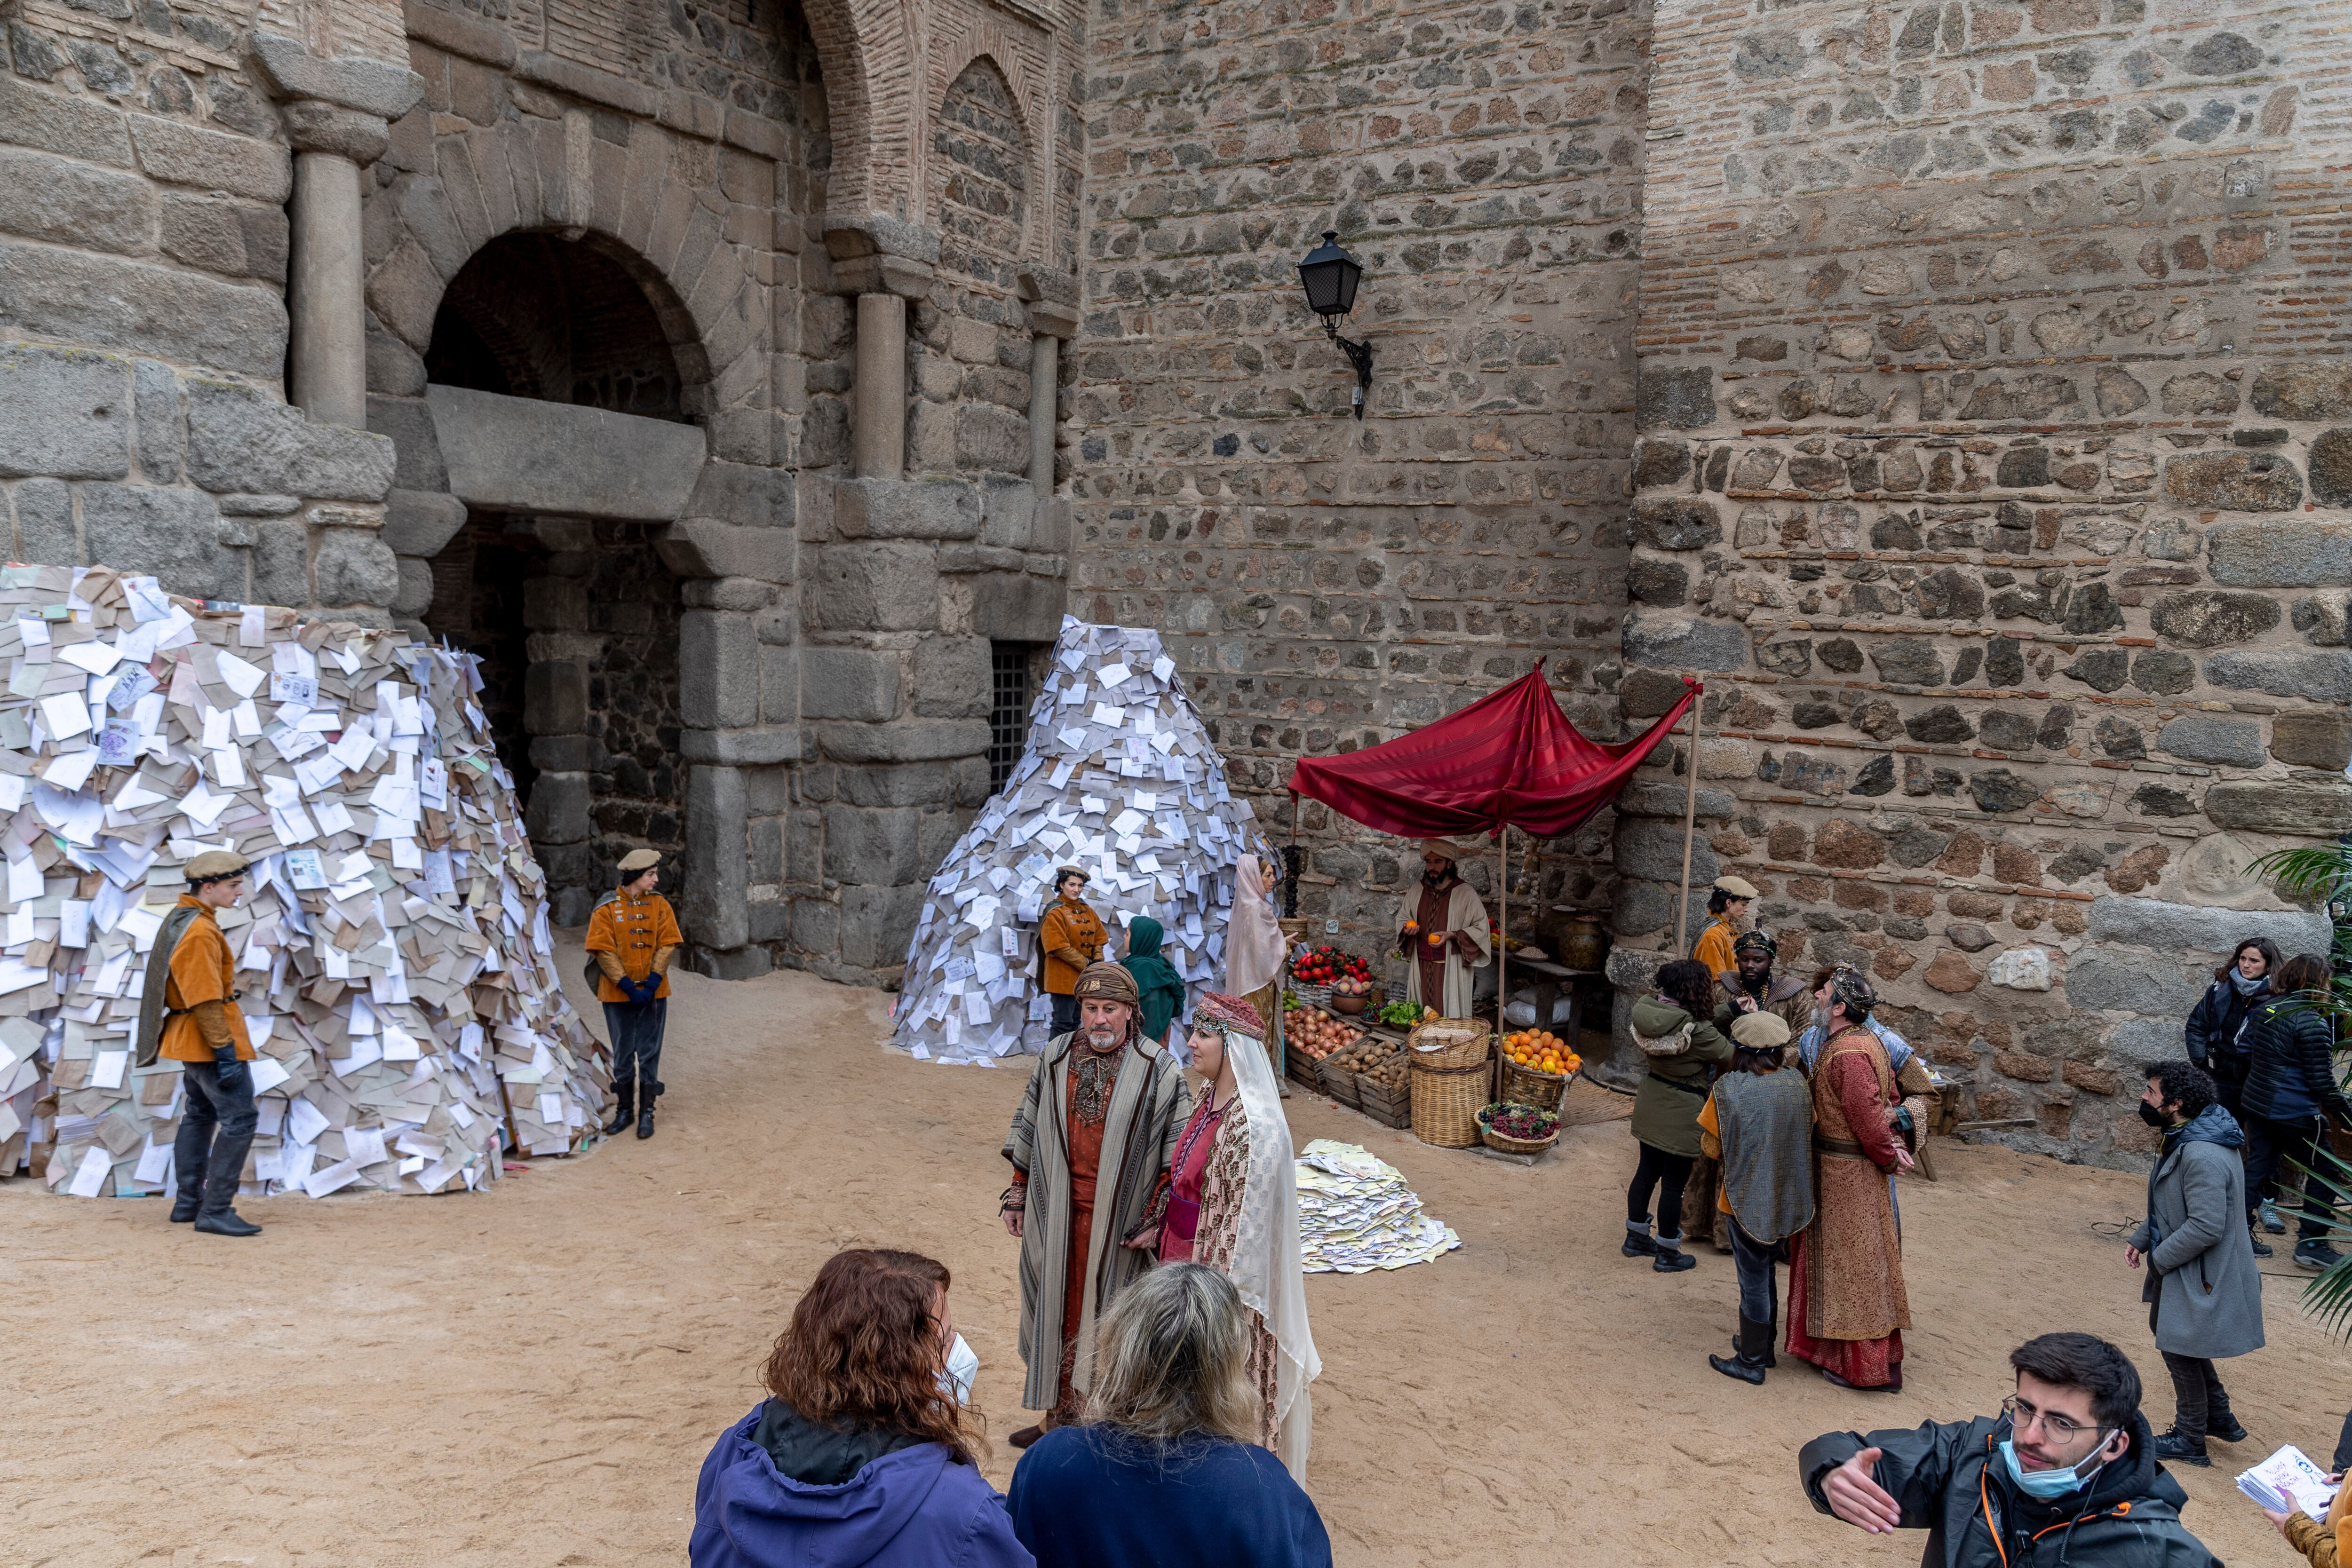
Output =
[
  {"x1": 2184, "y1": 977, "x2": 2267, "y2": 1086},
  {"x1": 1799, "y1": 1410, "x2": 2220, "y2": 1567},
  {"x1": 2240, "y1": 993, "x2": 2352, "y2": 1126}
]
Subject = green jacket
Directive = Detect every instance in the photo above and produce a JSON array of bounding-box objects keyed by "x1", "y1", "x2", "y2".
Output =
[{"x1": 1628, "y1": 995, "x2": 1734, "y2": 1158}]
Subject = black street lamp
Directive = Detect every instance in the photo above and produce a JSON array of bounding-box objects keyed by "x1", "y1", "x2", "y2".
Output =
[{"x1": 1297, "y1": 230, "x2": 1372, "y2": 419}]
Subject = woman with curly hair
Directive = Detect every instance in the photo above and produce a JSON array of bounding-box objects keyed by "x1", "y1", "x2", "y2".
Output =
[{"x1": 691, "y1": 1248, "x2": 1032, "y2": 1568}]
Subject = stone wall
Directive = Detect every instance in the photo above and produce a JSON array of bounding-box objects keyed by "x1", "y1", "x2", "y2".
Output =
[
  {"x1": 1611, "y1": 0, "x2": 2352, "y2": 1162},
  {"x1": 1069, "y1": 0, "x2": 1652, "y2": 938}
]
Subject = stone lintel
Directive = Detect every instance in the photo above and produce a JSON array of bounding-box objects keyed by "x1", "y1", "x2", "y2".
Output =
[
  {"x1": 425, "y1": 384, "x2": 705, "y2": 520},
  {"x1": 401, "y1": 0, "x2": 518, "y2": 69},
  {"x1": 513, "y1": 50, "x2": 660, "y2": 119},
  {"x1": 680, "y1": 725, "x2": 805, "y2": 765}
]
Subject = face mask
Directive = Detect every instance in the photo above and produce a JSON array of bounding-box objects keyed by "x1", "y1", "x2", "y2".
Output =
[
  {"x1": 2000, "y1": 1438, "x2": 2111, "y2": 1500},
  {"x1": 938, "y1": 1332, "x2": 978, "y2": 1407},
  {"x1": 2137, "y1": 1100, "x2": 2169, "y2": 1128}
]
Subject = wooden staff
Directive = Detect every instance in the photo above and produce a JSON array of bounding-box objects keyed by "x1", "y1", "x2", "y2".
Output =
[
  {"x1": 1671, "y1": 684, "x2": 1702, "y2": 957},
  {"x1": 1494, "y1": 827, "x2": 1509, "y2": 1100}
]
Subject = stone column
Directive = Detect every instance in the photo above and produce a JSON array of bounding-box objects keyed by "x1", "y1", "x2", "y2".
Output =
[
  {"x1": 824, "y1": 217, "x2": 941, "y2": 483},
  {"x1": 251, "y1": 37, "x2": 425, "y2": 429},
  {"x1": 1018, "y1": 267, "x2": 1081, "y2": 502}
]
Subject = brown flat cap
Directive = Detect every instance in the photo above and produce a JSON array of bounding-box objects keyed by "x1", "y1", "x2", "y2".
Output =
[
  {"x1": 1730, "y1": 1011, "x2": 1792, "y2": 1049},
  {"x1": 1712, "y1": 875, "x2": 1761, "y2": 900},
  {"x1": 618, "y1": 848, "x2": 662, "y2": 872},
  {"x1": 185, "y1": 849, "x2": 248, "y2": 883},
  {"x1": 1073, "y1": 961, "x2": 1139, "y2": 1006}
]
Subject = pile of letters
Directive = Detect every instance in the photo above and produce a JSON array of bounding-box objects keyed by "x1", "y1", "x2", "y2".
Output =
[
  {"x1": 891, "y1": 618, "x2": 1276, "y2": 1064},
  {"x1": 0, "y1": 565, "x2": 606, "y2": 1200},
  {"x1": 1295, "y1": 1139, "x2": 1462, "y2": 1274}
]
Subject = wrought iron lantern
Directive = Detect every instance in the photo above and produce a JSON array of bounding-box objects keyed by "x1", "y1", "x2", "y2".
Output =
[{"x1": 1297, "y1": 230, "x2": 1372, "y2": 418}]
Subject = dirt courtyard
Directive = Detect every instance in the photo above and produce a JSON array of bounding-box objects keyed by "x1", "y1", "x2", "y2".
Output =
[{"x1": 5, "y1": 943, "x2": 2343, "y2": 1567}]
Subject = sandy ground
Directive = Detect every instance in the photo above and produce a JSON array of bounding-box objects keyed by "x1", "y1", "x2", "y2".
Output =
[{"x1": 5, "y1": 943, "x2": 2344, "y2": 1568}]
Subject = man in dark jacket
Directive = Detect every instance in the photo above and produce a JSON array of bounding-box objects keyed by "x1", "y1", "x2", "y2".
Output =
[
  {"x1": 2240, "y1": 954, "x2": 2352, "y2": 1271},
  {"x1": 2126, "y1": 1061, "x2": 2261, "y2": 1466},
  {"x1": 1800, "y1": 1330, "x2": 2220, "y2": 1566}
]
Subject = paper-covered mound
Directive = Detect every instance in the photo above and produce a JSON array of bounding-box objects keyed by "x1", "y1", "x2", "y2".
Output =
[
  {"x1": 890, "y1": 618, "x2": 1276, "y2": 1065},
  {"x1": 0, "y1": 564, "x2": 608, "y2": 1200}
]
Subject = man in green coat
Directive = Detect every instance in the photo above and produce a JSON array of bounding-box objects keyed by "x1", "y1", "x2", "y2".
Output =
[
  {"x1": 2126, "y1": 1060, "x2": 2262, "y2": 1467},
  {"x1": 1623, "y1": 957, "x2": 1735, "y2": 1273}
]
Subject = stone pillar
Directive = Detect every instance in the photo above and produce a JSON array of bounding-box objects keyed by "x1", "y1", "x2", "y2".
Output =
[
  {"x1": 824, "y1": 216, "x2": 941, "y2": 483},
  {"x1": 853, "y1": 293, "x2": 906, "y2": 480},
  {"x1": 250, "y1": 37, "x2": 425, "y2": 428},
  {"x1": 1018, "y1": 266, "x2": 1081, "y2": 502}
]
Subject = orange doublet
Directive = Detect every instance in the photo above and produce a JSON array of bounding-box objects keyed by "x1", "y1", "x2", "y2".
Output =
[
  {"x1": 585, "y1": 887, "x2": 683, "y2": 1004},
  {"x1": 157, "y1": 895, "x2": 254, "y2": 1062}
]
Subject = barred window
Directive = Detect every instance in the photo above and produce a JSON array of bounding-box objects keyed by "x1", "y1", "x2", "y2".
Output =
[{"x1": 989, "y1": 643, "x2": 1035, "y2": 792}]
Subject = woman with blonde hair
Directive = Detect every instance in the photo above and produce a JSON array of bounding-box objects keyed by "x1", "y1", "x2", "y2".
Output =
[
  {"x1": 691, "y1": 1248, "x2": 1031, "y2": 1568},
  {"x1": 1008, "y1": 1263, "x2": 1331, "y2": 1568}
]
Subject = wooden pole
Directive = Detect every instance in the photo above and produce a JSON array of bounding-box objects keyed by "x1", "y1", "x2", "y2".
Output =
[
  {"x1": 1671, "y1": 686, "x2": 1702, "y2": 957},
  {"x1": 1494, "y1": 828, "x2": 1509, "y2": 1101}
]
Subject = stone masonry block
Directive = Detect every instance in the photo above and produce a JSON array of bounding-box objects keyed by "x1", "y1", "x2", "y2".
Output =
[
  {"x1": 127, "y1": 114, "x2": 291, "y2": 202},
  {"x1": 810, "y1": 543, "x2": 939, "y2": 633},
  {"x1": 312, "y1": 528, "x2": 397, "y2": 608},
  {"x1": 2065, "y1": 952, "x2": 2209, "y2": 1017},
  {"x1": 839, "y1": 882, "x2": 924, "y2": 970},
  {"x1": 2154, "y1": 714, "x2": 2266, "y2": 767},
  {"x1": 0, "y1": 148, "x2": 155, "y2": 254},
  {"x1": 760, "y1": 646, "x2": 798, "y2": 725},
  {"x1": 820, "y1": 802, "x2": 925, "y2": 884},
  {"x1": 913, "y1": 634, "x2": 990, "y2": 718},
  {"x1": 524, "y1": 770, "x2": 592, "y2": 845},
  {"x1": 524, "y1": 660, "x2": 588, "y2": 734},
  {"x1": 656, "y1": 519, "x2": 795, "y2": 584},
  {"x1": 80, "y1": 483, "x2": 242, "y2": 598},
  {"x1": 390, "y1": 555, "x2": 433, "y2": 618},
  {"x1": 680, "y1": 610, "x2": 760, "y2": 729},
  {"x1": 380, "y1": 488, "x2": 467, "y2": 556},
  {"x1": 0, "y1": 77, "x2": 130, "y2": 167},
  {"x1": 2086, "y1": 896, "x2": 2331, "y2": 958},
  {"x1": 813, "y1": 719, "x2": 989, "y2": 764},
  {"x1": 250, "y1": 518, "x2": 308, "y2": 605},
  {"x1": 0, "y1": 243, "x2": 288, "y2": 378},
  {"x1": 833, "y1": 476, "x2": 980, "y2": 540},
  {"x1": 683, "y1": 459, "x2": 794, "y2": 529},
  {"x1": 13, "y1": 478, "x2": 73, "y2": 565},
  {"x1": 682, "y1": 762, "x2": 750, "y2": 950},
  {"x1": 2204, "y1": 779, "x2": 2352, "y2": 837},
  {"x1": 0, "y1": 343, "x2": 129, "y2": 479},
  {"x1": 133, "y1": 359, "x2": 183, "y2": 483},
  {"x1": 1614, "y1": 818, "x2": 1720, "y2": 884},
  {"x1": 1621, "y1": 612, "x2": 1748, "y2": 672},
  {"x1": 2207, "y1": 521, "x2": 2352, "y2": 589},
  {"x1": 187, "y1": 380, "x2": 396, "y2": 500},
  {"x1": 800, "y1": 647, "x2": 901, "y2": 721},
  {"x1": 979, "y1": 479, "x2": 1035, "y2": 549}
]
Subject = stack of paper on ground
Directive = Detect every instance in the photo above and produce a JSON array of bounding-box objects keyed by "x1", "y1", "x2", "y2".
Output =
[
  {"x1": 0, "y1": 564, "x2": 607, "y2": 1202},
  {"x1": 890, "y1": 617, "x2": 1275, "y2": 1065},
  {"x1": 1295, "y1": 1138, "x2": 1461, "y2": 1274}
]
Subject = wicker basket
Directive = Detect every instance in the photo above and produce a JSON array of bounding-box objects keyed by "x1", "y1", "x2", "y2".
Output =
[
  {"x1": 1478, "y1": 1103, "x2": 1561, "y2": 1156},
  {"x1": 1498, "y1": 1056, "x2": 1576, "y2": 1114},
  {"x1": 1288, "y1": 982, "x2": 1332, "y2": 1009},
  {"x1": 1411, "y1": 1057, "x2": 1492, "y2": 1148},
  {"x1": 1407, "y1": 1017, "x2": 1490, "y2": 1071}
]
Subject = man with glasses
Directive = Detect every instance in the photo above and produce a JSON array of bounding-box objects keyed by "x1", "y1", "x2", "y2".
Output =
[{"x1": 1800, "y1": 1330, "x2": 2220, "y2": 1565}]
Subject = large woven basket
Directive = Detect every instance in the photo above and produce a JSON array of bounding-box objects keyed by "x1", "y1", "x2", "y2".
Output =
[
  {"x1": 1289, "y1": 982, "x2": 1333, "y2": 1009},
  {"x1": 1499, "y1": 1056, "x2": 1575, "y2": 1114},
  {"x1": 1411, "y1": 1057, "x2": 1491, "y2": 1148},
  {"x1": 1407, "y1": 1017, "x2": 1490, "y2": 1071}
]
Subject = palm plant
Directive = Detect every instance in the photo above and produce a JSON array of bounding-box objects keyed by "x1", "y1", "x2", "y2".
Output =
[{"x1": 2244, "y1": 840, "x2": 2352, "y2": 1332}]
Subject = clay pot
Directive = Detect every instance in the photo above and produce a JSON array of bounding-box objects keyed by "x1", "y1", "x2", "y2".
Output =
[
  {"x1": 1331, "y1": 993, "x2": 1367, "y2": 1016},
  {"x1": 1560, "y1": 914, "x2": 1608, "y2": 972}
]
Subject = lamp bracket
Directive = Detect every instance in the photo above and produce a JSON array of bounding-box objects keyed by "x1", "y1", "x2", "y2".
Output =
[{"x1": 1322, "y1": 317, "x2": 1374, "y2": 420}]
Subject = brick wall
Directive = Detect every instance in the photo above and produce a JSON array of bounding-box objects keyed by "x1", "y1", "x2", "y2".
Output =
[
  {"x1": 1617, "y1": 0, "x2": 2352, "y2": 1161},
  {"x1": 1070, "y1": 0, "x2": 1651, "y2": 937}
]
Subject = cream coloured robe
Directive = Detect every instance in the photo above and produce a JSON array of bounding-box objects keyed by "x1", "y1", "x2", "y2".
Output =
[{"x1": 1394, "y1": 880, "x2": 1492, "y2": 1018}]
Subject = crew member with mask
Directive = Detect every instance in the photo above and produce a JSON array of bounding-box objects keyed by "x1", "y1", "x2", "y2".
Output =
[
  {"x1": 136, "y1": 849, "x2": 263, "y2": 1237},
  {"x1": 1801, "y1": 1330, "x2": 2222, "y2": 1566}
]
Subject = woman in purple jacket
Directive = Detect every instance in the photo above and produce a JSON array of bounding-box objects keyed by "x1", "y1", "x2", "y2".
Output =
[{"x1": 691, "y1": 1248, "x2": 1033, "y2": 1568}]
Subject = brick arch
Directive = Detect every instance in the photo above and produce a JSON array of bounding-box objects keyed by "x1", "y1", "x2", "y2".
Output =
[
  {"x1": 798, "y1": 0, "x2": 920, "y2": 223},
  {"x1": 363, "y1": 119, "x2": 749, "y2": 417},
  {"x1": 926, "y1": 20, "x2": 1049, "y2": 262}
]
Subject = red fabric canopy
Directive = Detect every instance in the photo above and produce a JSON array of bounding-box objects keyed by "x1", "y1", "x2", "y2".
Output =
[{"x1": 1286, "y1": 668, "x2": 1700, "y2": 841}]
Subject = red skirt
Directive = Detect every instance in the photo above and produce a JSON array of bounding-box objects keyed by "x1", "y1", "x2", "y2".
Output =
[{"x1": 1784, "y1": 1229, "x2": 1904, "y2": 1390}]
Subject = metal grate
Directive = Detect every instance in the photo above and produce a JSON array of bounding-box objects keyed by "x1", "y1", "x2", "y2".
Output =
[{"x1": 989, "y1": 644, "x2": 1033, "y2": 792}]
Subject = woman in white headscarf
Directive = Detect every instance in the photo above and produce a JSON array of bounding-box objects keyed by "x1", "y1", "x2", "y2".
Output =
[
  {"x1": 1155, "y1": 990, "x2": 1319, "y2": 1482},
  {"x1": 1226, "y1": 853, "x2": 1290, "y2": 1077}
]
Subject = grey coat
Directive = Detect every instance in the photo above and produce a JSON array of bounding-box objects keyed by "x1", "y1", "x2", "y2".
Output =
[{"x1": 2126, "y1": 1107, "x2": 2265, "y2": 1362}]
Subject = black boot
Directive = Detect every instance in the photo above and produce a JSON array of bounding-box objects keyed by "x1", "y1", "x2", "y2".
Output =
[
  {"x1": 1710, "y1": 1315, "x2": 1771, "y2": 1385},
  {"x1": 2152, "y1": 1429, "x2": 2210, "y2": 1467},
  {"x1": 603, "y1": 1081, "x2": 635, "y2": 1137},
  {"x1": 637, "y1": 1101, "x2": 655, "y2": 1140},
  {"x1": 2209, "y1": 1408, "x2": 2249, "y2": 1445},
  {"x1": 1622, "y1": 1226, "x2": 1657, "y2": 1258},
  {"x1": 1653, "y1": 1238, "x2": 1696, "y2": 1272},
  {"x1": 191, "y1": 1125, "x2": 260, "y2": 1237}
]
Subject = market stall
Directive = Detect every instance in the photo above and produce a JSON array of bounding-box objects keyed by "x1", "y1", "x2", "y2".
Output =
[{"x1": 1280, "y1": 664, "x2": 1701, "y2": 1157}]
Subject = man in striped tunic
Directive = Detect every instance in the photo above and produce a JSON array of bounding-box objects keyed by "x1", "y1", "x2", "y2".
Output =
[{"x1": 1001, "y1": 961, "x2": 1191, "y2": 1448}]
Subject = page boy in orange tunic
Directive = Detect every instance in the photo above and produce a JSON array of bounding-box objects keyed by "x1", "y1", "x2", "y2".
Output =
[
  {"x1": 587, "y1": 848, "x2": 682, "y2": 1141},
  {"x1": 136, "y1": 849, "x2": 263, "y2": 1237}
]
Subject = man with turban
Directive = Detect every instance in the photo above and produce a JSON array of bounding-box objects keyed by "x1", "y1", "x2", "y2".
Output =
[
  {"x1": 1001, "y1": 960, "x2": 1192, "y2": 1446},
  {"x1": 1394, "y1": 839, "x2": 1492, "y2": 1018}
]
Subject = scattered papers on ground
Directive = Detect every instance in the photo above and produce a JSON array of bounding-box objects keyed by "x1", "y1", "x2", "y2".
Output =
[
  {"x1": 1295, "y1": 1138, "x2": 1461, "y2": 1274},
  {"x1": 0, "y1": 564, "x2": 607, "y2": 1201},
  {"x1": 890, "y1": 617, "x2": 1275, "y2": 1065}
]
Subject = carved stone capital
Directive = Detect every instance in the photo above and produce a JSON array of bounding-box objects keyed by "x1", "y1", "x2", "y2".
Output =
[{"x1": 282, "y1": 100, "x2": 390, "y2": 165}]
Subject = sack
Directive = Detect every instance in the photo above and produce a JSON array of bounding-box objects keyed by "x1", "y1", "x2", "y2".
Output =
[{"x1": 1635, "y1": 1019, "x2": 1696, "y2": 1059}]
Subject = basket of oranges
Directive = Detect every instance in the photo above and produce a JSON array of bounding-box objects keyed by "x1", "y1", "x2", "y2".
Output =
[{"x1": 1499, "y1": 1029, "x2": 1581, "y2": 1113}]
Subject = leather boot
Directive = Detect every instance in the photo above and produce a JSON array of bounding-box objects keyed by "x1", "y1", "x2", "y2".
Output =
[
  {"x1": 192, "y1": 1125, "x2": 260, "y2": 1237},
  {"x1": 637, "y1": 1101, "x2": 655, "y2": 1140},
  {"x1": 1709, "y1": 1315, "x2": 1770, "y2": 1385},
  {"x1": 603, "y1": 1081, "x2": 635, "y2": 1137}
]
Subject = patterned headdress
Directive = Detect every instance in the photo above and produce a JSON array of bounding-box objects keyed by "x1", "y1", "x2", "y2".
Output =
[
  {"x1": 1827, "y1": 963, "x2": 1877, "y2": 1021},
  {"x1": 1732, "y1": 929, "x2": 1778, "y2": 958},
  {"x1": 1072, "y1": 961, "x2": 1139, "y2": 1006},
  {"x1": 1190, "y1": 991, "x2": 1265, "y2": 1040}
]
